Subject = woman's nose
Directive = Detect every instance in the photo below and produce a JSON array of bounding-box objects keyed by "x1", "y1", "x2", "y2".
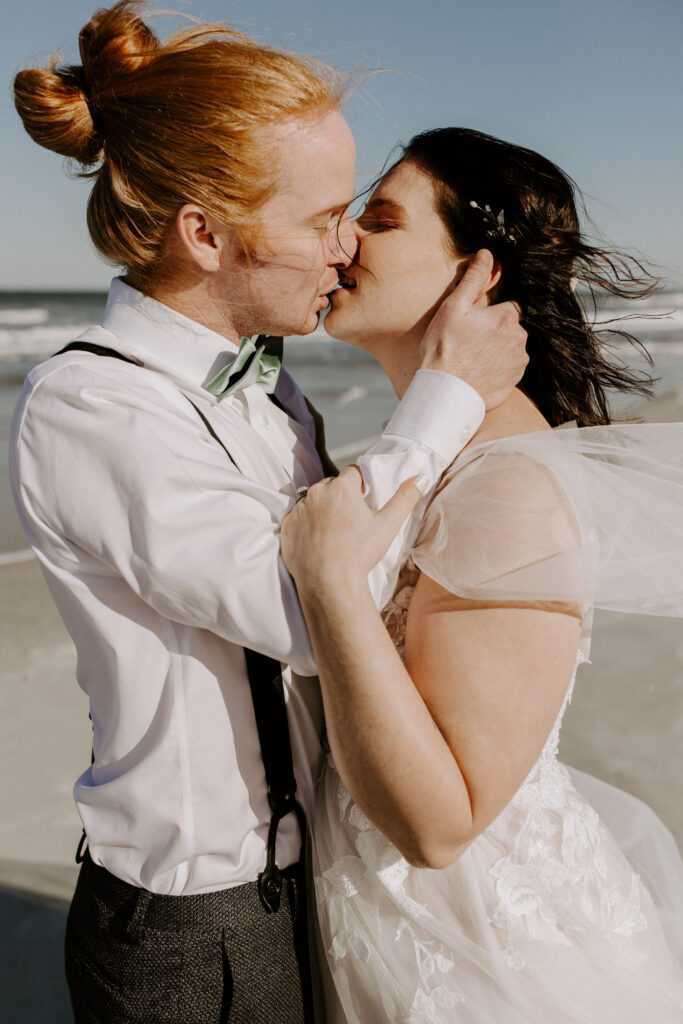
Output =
[{"x1": 329, "y1": 214, "x2": 359, "y2": 267}]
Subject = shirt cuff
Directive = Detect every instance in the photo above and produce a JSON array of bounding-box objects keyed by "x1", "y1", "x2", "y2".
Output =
[{"x1": 383, "y1": 369, "x2": 485, "y2": 463}]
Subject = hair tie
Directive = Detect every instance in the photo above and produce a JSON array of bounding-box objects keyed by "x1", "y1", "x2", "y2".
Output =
[{"x1": 62, "y1": 65, "x2": 104, "y2": 138}]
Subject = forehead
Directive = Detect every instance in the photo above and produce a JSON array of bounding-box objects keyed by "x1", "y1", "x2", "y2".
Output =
[
  {"x1": 369, "y1": 161, "x2": 439, "y2": 219},
  {"x1": 264, "y1": 108, "x2": 356, "y2": 218}
]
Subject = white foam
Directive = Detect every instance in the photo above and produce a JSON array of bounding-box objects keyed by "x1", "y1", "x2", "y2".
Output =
[
  {"x1": 0, "y1": 308, "x2": 49, "y2": 326},
  {"x1": 336, "y1": 386, "x2": 369, "y2": 408},
  {"x1": 0, "y1": 325, "x2": 91, "y2": 360},
  {"x1": 329, "y1": 436, "x2": 380, "y2": 461},
  {"x1": 638, "y1": 340, "x2": 683, "y2": 355}
]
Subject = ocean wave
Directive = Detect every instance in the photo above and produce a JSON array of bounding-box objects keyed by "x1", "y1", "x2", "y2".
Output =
[
  {"x1": 0, "y1": 301, "x2": 682, "y2": 363},
  {"x1": 626, "y1": 340, "x2": 683, "y2": 355},
  {"x1": 0, "y1": 325, "x2": 92, "y2": 360},
  {"x1": 336, "y1": 385, "x2": 369, "y2": 408},
  {"x1": 596, "y1": 290, "x2": 683, "y2": 308},
  {"x1": 0, "y1": 308, "x2": 49, "y2": 326}
]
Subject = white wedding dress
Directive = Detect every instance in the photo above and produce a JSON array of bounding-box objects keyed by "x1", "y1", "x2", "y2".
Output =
[{"x1": 312, "y1": 425, "x2": 683, "y2": 1023}]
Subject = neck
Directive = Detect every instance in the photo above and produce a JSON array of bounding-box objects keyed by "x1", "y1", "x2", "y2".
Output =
[
  {"x1": 370, "y1": 335, "x2": 424, "y2": 400},
  {"x1": 134, "y1": 269, "x2": 243, "y2": 346}
]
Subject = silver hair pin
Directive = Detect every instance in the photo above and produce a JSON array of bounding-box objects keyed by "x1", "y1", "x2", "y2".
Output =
[{"x1": 469, "y1": 201, "x2": 517, "y2": 245}]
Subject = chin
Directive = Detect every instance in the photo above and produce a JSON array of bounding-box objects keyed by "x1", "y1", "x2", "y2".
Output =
[
  {"x1": 292, "y1": 304, "x2": 331, "y2": 337},
  {"x1": 262, "y1": 312, "x2": 318, "y2": 339},
  {"x1": 322, "y1": 305, "x2": 348, "y2": 337},
  {"x1": 323, "y1": 311, "x2": 365, "y2": 349}
]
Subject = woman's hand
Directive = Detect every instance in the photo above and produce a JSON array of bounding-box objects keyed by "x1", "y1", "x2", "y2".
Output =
[{"x1": 280, "y1": 466, "x2": 424, "y2": 596}]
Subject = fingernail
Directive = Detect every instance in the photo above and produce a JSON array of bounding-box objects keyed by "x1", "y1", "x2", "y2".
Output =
[{"x1": 415, "y1": 474, "x2": 429, "y2": 494}]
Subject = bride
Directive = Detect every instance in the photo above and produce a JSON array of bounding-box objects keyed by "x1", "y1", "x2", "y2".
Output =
[{"x1": 280, "y1": 128, "x2": 683, "y2": 1022}]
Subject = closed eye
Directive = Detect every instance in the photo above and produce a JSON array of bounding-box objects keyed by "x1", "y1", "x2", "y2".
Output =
[{"x1": 356, "y1": 215, "x2": 399, "y2": 233}]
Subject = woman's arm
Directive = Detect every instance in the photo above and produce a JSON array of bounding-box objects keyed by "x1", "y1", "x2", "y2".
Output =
[{"x1": 281, "y1": 468, "x2": 580, "y2": 868}]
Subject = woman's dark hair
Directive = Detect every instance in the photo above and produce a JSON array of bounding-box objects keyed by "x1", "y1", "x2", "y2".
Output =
[{"x1": 397, "y1": 127, "x2": 657, "y2": 427}]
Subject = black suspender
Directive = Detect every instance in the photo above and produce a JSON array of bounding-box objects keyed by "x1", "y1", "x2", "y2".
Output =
[
  {"x1": 55, "y1": 340, "x2": 306, "y2": 913},
  {"x1": 244, "y1": 649, "x2": 307, "y2": 913}
]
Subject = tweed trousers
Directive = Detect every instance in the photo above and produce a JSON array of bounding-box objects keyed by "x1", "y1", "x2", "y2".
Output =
[{"x1": 65, "y1": 852, "x2": 315, "y2": 1024}]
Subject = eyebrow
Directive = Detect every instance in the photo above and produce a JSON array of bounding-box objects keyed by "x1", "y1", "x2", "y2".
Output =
[{"x1": 361, "y1": 197, "x2": 406, "y2": 217}]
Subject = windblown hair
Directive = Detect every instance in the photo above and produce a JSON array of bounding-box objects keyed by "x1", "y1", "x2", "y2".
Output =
[
  {"x1": 14, "y1": 0, "x2": 344, "y2": 280},
  {"x1": 398, "y1": 128, "x2": 657, "y2": 426}
]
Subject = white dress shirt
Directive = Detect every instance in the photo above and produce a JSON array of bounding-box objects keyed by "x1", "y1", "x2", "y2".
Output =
[{"x1": 10, "y1": 278, "x2": 484, "y2": 895}]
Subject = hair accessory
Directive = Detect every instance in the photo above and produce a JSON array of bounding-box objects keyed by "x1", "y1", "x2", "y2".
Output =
[
  {"x1": 62, "y1": 65, "x2": 104, "y2": 138},
  {"x1": 469, "y1": 201, "x2": 517, "y2": 245}
]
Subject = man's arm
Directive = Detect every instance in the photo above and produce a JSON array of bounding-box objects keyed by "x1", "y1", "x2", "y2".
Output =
[
  {"x1": 11, "y1": 363, "x2": 321, "y2": 674},
  {"x1": 356, "y1": 251, "x2": 528, "y2": 608},
  {"x1": 357, "y1": 370, "x2": 485, "y2": 608}
]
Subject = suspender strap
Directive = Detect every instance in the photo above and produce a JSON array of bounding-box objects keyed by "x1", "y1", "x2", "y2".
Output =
[
  {"x1": 184, "y1": 399, "x2": 238, "y2": 468},
  {"x1": 56, "y1": 341, "x2": 241, "y2": 467},
  {"x1": 244, "y1": 649, "x2": 307, "y2": 914},
  {"x1": 55, "y1": 340, "x2": 305, "y2": 912},
  {"x1": 57, "y1": 340, "x2": 144, "y2": 364}
]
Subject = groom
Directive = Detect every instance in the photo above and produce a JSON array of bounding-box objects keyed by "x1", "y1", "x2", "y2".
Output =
[{"x1": 12, "y1": 91, "x2": 526, "y2": 1024}]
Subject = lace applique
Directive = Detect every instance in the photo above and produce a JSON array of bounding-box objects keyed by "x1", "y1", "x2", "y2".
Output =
[
  {"x1": 382, "y1": 559, "x2": 419, "y2": 660},
  {"x1": 387, "y1": 921, "x2": 465, "y2": 1021},
  {"x1": 487, "y1": 666, "x2": 648, "y2": 970},
  {"x1": 329, "y1": 927, "x2": 371, "y2": 962}
]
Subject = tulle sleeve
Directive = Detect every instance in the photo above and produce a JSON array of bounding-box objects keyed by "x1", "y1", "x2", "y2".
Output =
[{"x1": 411, "y1": 423, "x2": 683, "y2": 646}]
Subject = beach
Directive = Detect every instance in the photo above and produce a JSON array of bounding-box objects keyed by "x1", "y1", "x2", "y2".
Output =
[{"x1": 1, "y1": 292, "x2": 682, "y2": 1022}]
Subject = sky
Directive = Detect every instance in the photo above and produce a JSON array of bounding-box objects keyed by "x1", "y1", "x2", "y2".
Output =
[{"x1": 1, "y1": 0, "x2": 682, "y2": 290}]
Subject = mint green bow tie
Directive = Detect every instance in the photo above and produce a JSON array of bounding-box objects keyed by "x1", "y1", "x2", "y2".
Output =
[{"x1": 204, "y1": 336, "x2": 281, "y2": 401}]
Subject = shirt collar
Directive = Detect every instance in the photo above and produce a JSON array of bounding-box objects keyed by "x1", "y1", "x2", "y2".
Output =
[{"x1": 99, "y1": 277, "x2": 242, "y2": 391}]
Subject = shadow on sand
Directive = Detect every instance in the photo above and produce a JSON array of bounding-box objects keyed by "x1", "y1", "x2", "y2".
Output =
[{"x1": 0, "y1": 862, "x2": 75, "y2": 1024}]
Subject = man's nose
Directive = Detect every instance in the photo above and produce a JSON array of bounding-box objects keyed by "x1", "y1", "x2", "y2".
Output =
[{"x1": 328, "y1": 214, "x2": 358, "y2": 267}]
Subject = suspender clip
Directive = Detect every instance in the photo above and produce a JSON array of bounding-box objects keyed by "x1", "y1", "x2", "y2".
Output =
[{"x1": 258, "y1": 865, "x2": 283, "y2": 914}]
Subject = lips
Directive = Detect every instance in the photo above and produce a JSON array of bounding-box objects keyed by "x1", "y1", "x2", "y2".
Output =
[{"x1": 337, "y1": 272, "x2": 357, "y2": 290}]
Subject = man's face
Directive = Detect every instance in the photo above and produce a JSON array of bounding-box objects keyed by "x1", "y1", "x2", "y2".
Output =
[{"x1": 225, "y1": 108, "x2": 357, "y2": 339}]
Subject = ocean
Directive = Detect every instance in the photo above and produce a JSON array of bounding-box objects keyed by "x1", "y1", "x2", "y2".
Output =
[{"x1": 2, "y1": 287, "x2": 682, "y2": 557}]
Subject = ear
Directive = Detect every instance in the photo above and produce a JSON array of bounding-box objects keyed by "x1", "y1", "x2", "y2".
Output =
[
  {"x1": 488, "y1": 257, "x2": 503, "y2": 293},
  {"x1": 174, "y1": 204, "x2": 231, "y2": 272}
]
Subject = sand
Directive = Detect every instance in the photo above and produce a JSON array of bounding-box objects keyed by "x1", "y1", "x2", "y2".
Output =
[{"x1": 2, "y1": 391, "x2": 682, "y2": 1022}]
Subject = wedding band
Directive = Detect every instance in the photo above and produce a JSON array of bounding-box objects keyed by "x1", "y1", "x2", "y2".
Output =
[{"x1": 295, "y1": 487, "x2": 309, "y2": 503}]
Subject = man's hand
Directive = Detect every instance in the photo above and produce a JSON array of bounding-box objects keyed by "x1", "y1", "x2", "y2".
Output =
[{"x1": 419, "y1": 250, "x2": 528, "y2": 410}]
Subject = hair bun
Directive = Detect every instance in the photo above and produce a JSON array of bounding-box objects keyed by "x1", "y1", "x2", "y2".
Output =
[
  {"x1": 13, "y1": 1, "x2": 158, "y2": 166},
  {"x1": 14, "y1": 64, "x2": 104, "y2": 164},
  {"x1": 78, "y1": 0, "x2": 159, "y2": 79}
]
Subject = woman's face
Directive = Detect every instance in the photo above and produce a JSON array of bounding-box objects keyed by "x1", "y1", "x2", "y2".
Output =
[{"x1": 325, "y1": 160, "x2": 467, "y2": 352}]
